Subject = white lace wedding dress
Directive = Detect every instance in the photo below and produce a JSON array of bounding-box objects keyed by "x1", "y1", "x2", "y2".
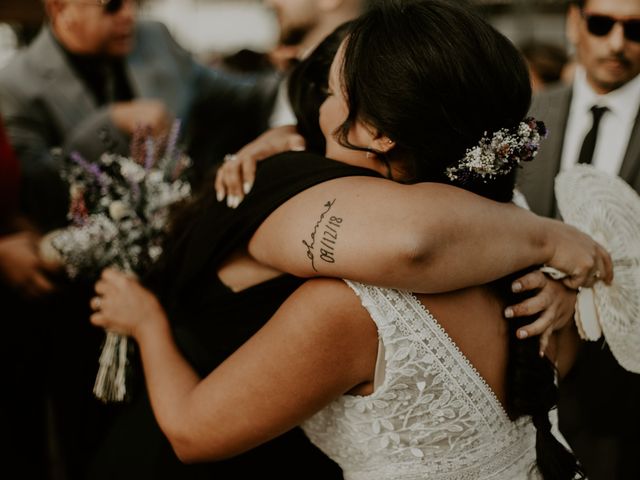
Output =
[{"x1": 302, "y1": 281, "x2": 540, "y2": 480}]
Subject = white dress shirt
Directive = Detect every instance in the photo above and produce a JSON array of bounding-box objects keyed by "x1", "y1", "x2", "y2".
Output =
[
  {"x1": 268, "y1": 76, "x2": 297, "y2": 128},
  {"x1": 561, "y1": 67, "x2": 640, "y2": 176}
]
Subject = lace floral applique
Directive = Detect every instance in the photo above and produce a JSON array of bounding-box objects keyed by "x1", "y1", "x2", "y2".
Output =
[{"x1": 301, "y1": 281, "x2": 538, "y2": 480}]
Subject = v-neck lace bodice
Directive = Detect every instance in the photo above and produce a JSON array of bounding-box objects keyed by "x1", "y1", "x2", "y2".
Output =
[{"x1": 301, "y1": 281, "x2": 540, "y2": 480}]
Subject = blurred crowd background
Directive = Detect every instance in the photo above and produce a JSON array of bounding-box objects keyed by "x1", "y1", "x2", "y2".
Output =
[
  {"x1": 0, "y1": 0, "x2": 573, "y2": 92},
  {"x1": 6, "y1": 1, "x2": 637, "y2": 480}
]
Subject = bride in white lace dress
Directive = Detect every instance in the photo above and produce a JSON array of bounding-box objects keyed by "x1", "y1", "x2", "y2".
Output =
[
  {"x1": 90, "y1": 1, "x2": 607, "y2": 479},
  {"x1": 302, "y1": 280, "x2": 552, "y2": 480}
]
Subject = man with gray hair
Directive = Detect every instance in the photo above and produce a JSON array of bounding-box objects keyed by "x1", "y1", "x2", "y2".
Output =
[{"x1": 0, "y1": 0, "x2": 276, "y2": 231}]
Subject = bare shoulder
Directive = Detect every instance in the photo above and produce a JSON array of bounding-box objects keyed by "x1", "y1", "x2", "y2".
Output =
[
  {"x1": 247, "y1": 176, "x2": 445, "y2": 278},
  {"x1": 263, "y1": 278, "x2": 379, "y2": 394},
  {"x1": 286, "y1": 278, "x2": 373, "y2": 330}
]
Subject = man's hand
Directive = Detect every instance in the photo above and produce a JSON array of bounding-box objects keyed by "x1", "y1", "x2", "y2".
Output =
[
  {"x1": 0, "y1": 231, "x2": 58, "y2": 297},
  {"x1": 110, "y1": 99, "x2": 174, "y2": 137},
  {"x1": 505, "y1": 269, "x2": 578, "y2": 356}
]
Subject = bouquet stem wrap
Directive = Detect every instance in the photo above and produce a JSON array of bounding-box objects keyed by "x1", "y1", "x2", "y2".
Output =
[{"x1": 94, "y1": 331, "x2": 129, "y2": 402}]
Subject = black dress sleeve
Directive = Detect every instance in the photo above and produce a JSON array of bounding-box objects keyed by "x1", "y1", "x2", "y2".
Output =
[{"x1": 149, "y1": 151, "x2": 381, "y2": 308}]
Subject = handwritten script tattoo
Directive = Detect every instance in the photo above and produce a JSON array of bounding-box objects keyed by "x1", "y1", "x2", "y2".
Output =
[{"x1": 302, "y1": 199, "x2": 344, "y2": 271}]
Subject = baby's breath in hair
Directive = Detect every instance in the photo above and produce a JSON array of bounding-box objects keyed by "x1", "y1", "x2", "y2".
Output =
[{"x1": 446, "y1": 118, "x2": 547, "y2": 184}]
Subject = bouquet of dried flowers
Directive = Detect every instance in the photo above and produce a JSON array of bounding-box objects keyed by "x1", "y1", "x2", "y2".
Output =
[{"x1": 41, "y1": 120, "x2": 191, "y2": 402}]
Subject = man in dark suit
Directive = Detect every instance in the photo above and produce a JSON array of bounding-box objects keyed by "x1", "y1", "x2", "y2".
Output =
[
  {"x1": 518, "y1": 1, "x2": 640, "y2": 478},
  {"x1": 0, "y1": 0, "x2": 277, "y2": 231}
]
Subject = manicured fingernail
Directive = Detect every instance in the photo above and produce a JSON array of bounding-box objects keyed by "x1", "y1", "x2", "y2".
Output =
[
  {"x1": 216, "y1": 191, "x2": 224, "y2": 202},
  {"x1": 517, "y1": 329, "x2": 528, "y2": 339},
  {"x1": 243, "y1": 181, "x2": 252, "y2": 195},
  {"x1": 512, "y1": 282, "x2": 522, "y2": 293},
  {"x1": 226, "y1": 195, "x2": 235, "y2": 208},
  {"x1": 539, "y1": 350, "x2": 545, "y2": 358},
  {"x1": 504, "y1": 307, "x2": 514, "y2": 318}
]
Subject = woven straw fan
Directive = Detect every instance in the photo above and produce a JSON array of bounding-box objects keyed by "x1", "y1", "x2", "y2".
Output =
[{"x1": 554, "y1": 164, "x2": 640, "y2": 374}]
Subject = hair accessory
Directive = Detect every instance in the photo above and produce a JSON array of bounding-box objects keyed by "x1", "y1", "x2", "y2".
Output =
[{"x1": 445, "y1": 117, "x2": 547, "y2": 183}]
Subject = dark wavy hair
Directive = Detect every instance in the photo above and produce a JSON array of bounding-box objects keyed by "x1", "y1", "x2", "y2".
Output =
[
  {"x1": 336, "y1": 1, "x2": 582, "y2": 478},
  {"x1": 288, "y1": 21, "x2": 353, "y2": 153},
  {"x1": 338, "y1": 0, "x2": 531, "y2": 201}
]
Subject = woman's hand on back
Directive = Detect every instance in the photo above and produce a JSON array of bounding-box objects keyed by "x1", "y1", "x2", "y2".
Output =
[{"x1": 215, "y1": 125, "x2": 306, "y2": 208}]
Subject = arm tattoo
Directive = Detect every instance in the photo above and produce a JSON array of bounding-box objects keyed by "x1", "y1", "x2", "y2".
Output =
[{"x1": 302, "y1": 199, "x2": 344, "y2": 271}]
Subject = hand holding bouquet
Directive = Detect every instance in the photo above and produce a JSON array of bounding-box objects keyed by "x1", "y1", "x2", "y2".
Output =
[{"x1": 41, "y1": 121, "x2": 191, "y2": 402}]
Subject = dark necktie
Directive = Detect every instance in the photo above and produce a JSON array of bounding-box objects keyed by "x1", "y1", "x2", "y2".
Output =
[{"x1": 577, "y1": 105, "x2": 608, "y2": 165}]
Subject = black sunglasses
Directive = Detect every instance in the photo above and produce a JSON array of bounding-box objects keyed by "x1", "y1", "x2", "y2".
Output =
[
  {"x1": 90, "y1": 0, "x2": 140, "y2": 14},
  {"x1": 102, "y1": 0, "x2": 124, "y2": 14},
  {"x1": 583, "y1": 11, "x2": 640, "y2": 43}
]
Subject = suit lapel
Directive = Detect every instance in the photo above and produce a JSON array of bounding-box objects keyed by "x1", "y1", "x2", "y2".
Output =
[
  {"x1": 546, "y1": 88, "x2": 572, "y2": 216},
  {"x1": 126, "y1": 23, "x2": 183, "y2": 115},
  {"x1": 619, "y1": 106, "x2": 640, "y2": 189},
  {"x1": 524, "y1": 85, "x2": 572, "y2": 216},
  {"x1": 541, "y1": 87, "x2": 571, "y2": 174},
  {"x1": 29, "y1": 27, "x2": 97, "y2": 133}
]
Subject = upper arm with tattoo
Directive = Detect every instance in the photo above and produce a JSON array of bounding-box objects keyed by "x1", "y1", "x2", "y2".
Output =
[
  {"x1": 301, "y1": 198, "x2": 345, "y2": 271},
  {"x1": 248, "y1": 176, "x2": 421, "y2": 285},
  {"x1": 248, "y1": 176, "x2": 550, "y2": 294}
]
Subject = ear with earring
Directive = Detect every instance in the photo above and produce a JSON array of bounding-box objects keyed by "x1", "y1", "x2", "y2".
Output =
[
  {"x1": 376, "y1": 137, "x2": 396, "y2": 152},
  {"x1": 367, "y1": 138, "x2": 395, "y2": 159}
]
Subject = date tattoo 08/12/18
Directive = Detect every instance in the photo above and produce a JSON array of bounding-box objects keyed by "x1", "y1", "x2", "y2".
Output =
[{"x1": 302, "y1": 199, "x2": 343, "y2": 271}]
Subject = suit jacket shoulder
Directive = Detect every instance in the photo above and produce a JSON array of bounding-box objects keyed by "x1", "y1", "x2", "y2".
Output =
[
  {"x1": 619, "y1": 95, "x2": 640, "y2": 194},
  {"x1": 518, "y1": 83, "x2": 572, "y2": 217}
]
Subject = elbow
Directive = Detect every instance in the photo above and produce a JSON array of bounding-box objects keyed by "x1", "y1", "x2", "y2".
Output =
[
  {"x1": 397, "y1": 234, "x2": 433, "y2": 274},
  {"x1": 169, "y1": 432, "x2": 215, "y2": 464},
  {"x1": 161, "y1": 420, "x2": 211, "y2": 464},
  {"x1": 164, "y1": 425, "x2": 202, "y2": 463},
  {"x1": 173, "y1": 444, "x2": 206, "y2": 465},
  {"x1": 375, "y1": 234, "x2": 435, "y2": 292},
  {"x1": 404, "y1": 235, "x2": 432, "y2": 268},
  {"x1": 164, "y1": 424, "x2": 237, "y2": 464}
]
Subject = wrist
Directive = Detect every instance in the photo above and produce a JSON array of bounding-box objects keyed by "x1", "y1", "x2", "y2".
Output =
[
  {"x1": 135, "y1": 299, "x2": 170, "y2": 343},
  {"x1": 109, "y1": 102, "x2": 131, "y2": 131},
  {"x1": 537, "y1": 218, "x2": 559, "y2": 267}
]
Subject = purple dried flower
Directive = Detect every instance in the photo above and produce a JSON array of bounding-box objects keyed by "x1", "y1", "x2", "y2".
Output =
[
  {"x1": 164, "y1": 119, "x2": 182, "y2": 166},
  {"x1": 145, "y1": 136, "x2": 155, "y2": 170},
  {"x1": 70, "y1": 151, "x2": 108, "y2": 190}
]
